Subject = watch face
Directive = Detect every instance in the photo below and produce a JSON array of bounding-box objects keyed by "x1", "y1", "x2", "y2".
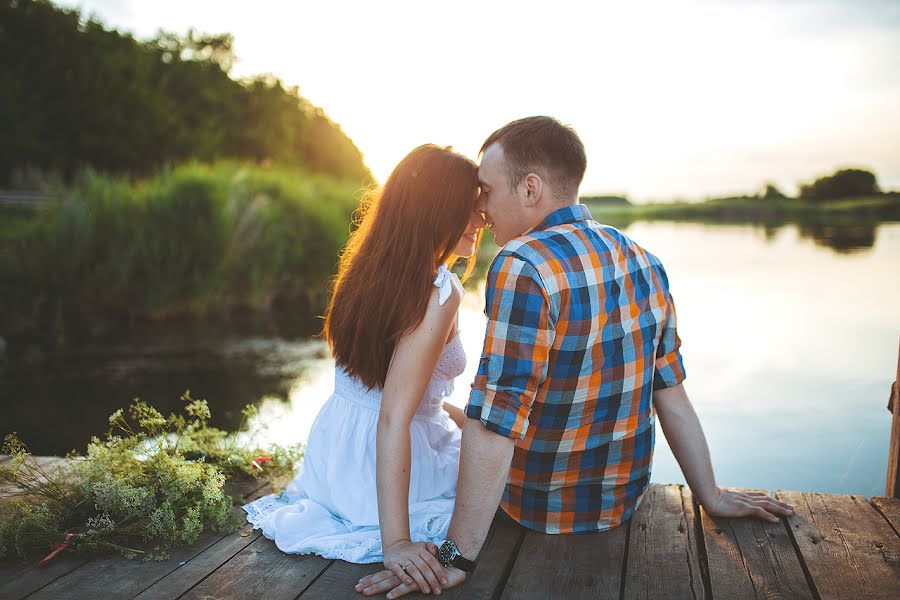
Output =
[{"x1": 438, "y1": 540, "x2": 458, "y2": 565}]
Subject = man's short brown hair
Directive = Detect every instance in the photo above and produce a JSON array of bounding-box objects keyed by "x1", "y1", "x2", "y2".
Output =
[{"x1": 480, "y1": 116, "x2": 587, "y2": 200}]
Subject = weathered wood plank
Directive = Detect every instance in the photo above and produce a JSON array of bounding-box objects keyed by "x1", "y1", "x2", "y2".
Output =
[
  {"x1": 871, "y1": 496, "x2": 900, "y2": 537},
  {"x1": 298, "y1": 561, "x2": 386, "y2": 599},
  {"x1": 300, "y1": 512, "x2": 527, "y2": 599},
  {"x1": 500, "y1": 516, "x2": 628, "y2": 599},
  {"x1": 133, "y1": 483, "x2": 275, "y2": 600},
  {"x1": 25, "y1": 531, "x2": 232, "y2": 600},
  {"x1": 0, "y1": 555, "x2": 90, "y2": 600},
  {"x1": 223, "y1": 475, "x2": 270, "y2": 502},
  {"x1": 778, "y1": 490, "x2": 900, "y2": 600},
  {"x1": 445, "y1": 514, "x2": 526, "y2": 600},
  {"x1": 702, "y1": 488, "x2": 813, "y2": 599},
  {"x1": 623, "y1": 484, "x2": 705, "y2": 600},
  {"x1": 0, "y1": 454, "x2": 12, "y2": 464},
  {"x1": 178, "y1": 536, "x2": 332, "y2": 600}
]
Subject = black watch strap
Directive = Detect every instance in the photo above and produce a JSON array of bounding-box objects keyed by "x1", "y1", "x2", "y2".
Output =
[
  {"x1": 438, "y1": 539, "x2": 477, "y2": 572},
  {"x1": 450, "y1": 553, "x2": 477, "y2": 572}
]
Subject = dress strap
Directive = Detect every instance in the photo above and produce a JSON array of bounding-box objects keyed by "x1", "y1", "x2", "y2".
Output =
[{"x1": 433, "y1": 264, "x2": 453, "y2": 305}]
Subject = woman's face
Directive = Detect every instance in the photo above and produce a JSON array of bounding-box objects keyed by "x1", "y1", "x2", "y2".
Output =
[{"x1": 453, "y1": 210, "x2": 487, "y2": 257}]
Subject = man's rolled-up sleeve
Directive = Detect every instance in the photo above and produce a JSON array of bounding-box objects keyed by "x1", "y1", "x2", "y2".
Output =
[
  {"x1": 465, "y1": 253, "x2": 554, "y2": 440},
  {"x1": 653, "y1": 292, "x2": 686, "y2": 390}
]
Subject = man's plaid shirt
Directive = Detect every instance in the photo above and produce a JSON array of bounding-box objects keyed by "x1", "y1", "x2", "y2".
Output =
[{"x1": 465, "y1": 204, "x2": 686, "y2": 533}]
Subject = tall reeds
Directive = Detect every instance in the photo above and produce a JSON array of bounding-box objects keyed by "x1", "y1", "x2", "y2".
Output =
[{"x1": 0, "y1": 162, "x2": 365, "y2": 328}]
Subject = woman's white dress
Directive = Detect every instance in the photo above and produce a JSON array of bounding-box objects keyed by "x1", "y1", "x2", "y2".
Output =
[{"x1": 242, "y1": 266, "x2": 465, "y2": 564}]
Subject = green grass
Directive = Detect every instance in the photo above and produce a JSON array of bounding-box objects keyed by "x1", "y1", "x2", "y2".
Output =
[
  {"x1": 0, "y1": 162, "x2": 366, "y2": 328},
  {"x1": 0, "y1": 206, "x2": 45, "y2": 242}
]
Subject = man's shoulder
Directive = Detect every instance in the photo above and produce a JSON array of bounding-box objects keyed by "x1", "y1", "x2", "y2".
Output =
[{"x1": 505, "y1": 219, "x2": 651, "y2": 265}]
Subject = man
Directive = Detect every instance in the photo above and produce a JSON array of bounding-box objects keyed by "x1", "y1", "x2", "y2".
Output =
[{"x1": 357, "y1": 116, "x2": 794, "y2": 598}]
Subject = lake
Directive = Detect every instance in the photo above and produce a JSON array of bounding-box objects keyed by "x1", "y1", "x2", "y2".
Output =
[{"x1": 2, "y1": 220, "x2": 898, "y2": 497}]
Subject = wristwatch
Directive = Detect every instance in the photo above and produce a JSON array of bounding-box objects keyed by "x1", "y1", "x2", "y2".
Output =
[{"x1": 437, "y1": 539, "x2": 477, "y2": 572}]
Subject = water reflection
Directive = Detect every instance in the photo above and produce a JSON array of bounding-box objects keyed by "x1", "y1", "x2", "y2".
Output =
[
  {"x1": 2, "y1": 222, "x2": 898, "y2": 497},
  {"x1": 594, "y1": 212, "x2": 887, "y2": 254},
  {"x1": 796, "y1": 223, "x2": 877, "y2": 253}
]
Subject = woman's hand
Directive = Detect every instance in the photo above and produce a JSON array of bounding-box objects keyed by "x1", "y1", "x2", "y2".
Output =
[{"x1": 380, "y1": 539, "x2": 448, "y2": 595}]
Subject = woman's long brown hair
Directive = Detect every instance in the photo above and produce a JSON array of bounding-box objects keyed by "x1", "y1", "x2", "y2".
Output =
[{"x1": 323, "y1": 144, "x2": 481, "y2": 389}]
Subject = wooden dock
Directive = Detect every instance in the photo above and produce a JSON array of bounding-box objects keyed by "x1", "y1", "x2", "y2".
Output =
[{"x1": 1, "y1": 454, "x2": 899, "y2": 599}]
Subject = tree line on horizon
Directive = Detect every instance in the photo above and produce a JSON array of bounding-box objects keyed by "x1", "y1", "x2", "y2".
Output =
[
  {"x1": 582, "y1": 167, "x2": 890, "y2": 207},
  {"x1": 0, "y1": 0, "x2": 371, "y2": 186}
]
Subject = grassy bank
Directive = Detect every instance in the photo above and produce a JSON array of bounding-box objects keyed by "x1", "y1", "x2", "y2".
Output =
[
  {"x1": 0, "y1": 162, "x2": 365, "y2": 337},
  {"x1": 582, "y1": 194, "x2": 900, "y2": 230}
]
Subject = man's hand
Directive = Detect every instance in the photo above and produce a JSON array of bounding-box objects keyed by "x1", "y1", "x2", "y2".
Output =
[
  {"x1": 703, "y1": 487, "x2": 794, "y2": 523},
  {"x1": 356, "y1": 565, "x2": 467, "y2": 598}
]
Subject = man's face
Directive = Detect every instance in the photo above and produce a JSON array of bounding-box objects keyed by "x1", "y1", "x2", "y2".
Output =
[{"x1": 476, "y1": 144, "x2": 529, "y2": 247}]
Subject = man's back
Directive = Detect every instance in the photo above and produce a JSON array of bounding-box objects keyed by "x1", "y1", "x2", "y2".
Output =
[{"x1": 466, "y1": 203, "x2": 686, "y2": 533}]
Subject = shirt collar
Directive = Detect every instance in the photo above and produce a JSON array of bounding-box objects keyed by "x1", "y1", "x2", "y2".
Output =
[{"x1": 529, "y1": 203, "x2": 593, "y2": 233}]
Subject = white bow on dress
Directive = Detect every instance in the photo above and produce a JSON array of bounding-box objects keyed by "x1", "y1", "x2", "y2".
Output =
[{"x1": 433, "y1": 264, "x2": 453, "y2": 305}]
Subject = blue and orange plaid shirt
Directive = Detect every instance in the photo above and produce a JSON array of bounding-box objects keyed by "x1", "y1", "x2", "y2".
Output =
[{"x1": 465, "y1": 204, "x2": 686, "y2": 534}]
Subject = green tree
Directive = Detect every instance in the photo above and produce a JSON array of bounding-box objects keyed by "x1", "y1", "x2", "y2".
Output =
[
  {"x1": 798, "y1": 168, "x2": 880, "y2": 202},
  {"x1": 762, "y1": 183, "x2": 786, "y2": 200},
  {"x1": 0, "y1": 0, "x2": 370, "y2": 184}
]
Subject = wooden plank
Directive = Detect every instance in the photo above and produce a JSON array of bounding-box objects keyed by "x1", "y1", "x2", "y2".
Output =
[
  {"x1": 445, "y1": 515, "x2": 526, "y2": 600},
  {"x1": 623, "y1": 484, "x2": 705, "y2": 600},
  {"x1": 133, "y1": 484, "x2": 275, "y2": 600},
  {"x1": 300, "y1": 512, "x2": 527, "y2": 599},
  {"x1": 0, "y1": 454, "x2": 12, "y2": 464},
  {"x1": 26, "y1": 531, "x2": 234, "y2": 600},
  {"x1": 871, "y1": 497, "x2": 900, "y2": 537},
  {"x1": 223, "y1": 475, "x2": 270, "y2": 502},
  {"x1": 0, "y1": 555, "x2": 90, "y2": 600},
  {"x1": 178, "y1": 538, "x2": 332, "y2": 600},
  {"x1": 778, "y1": 490, "x2": 900, "y2": 600},
  {"x1": 500, "y1": 515, "x2": 628, "y2": 599},
  {"x1": 702, "y1": 488, "x2": 813, "y2": 599},
  {"x1": 298, "y1": 561, "x2": 386, "y2": 599},
  {"x1": 886, "y1": 336, "x2": 900, "y2": 497}
]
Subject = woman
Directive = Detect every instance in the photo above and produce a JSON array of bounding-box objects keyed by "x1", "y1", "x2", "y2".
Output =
[{"x1": 243, "y1": 144, "x2": 485, "y2": 595}]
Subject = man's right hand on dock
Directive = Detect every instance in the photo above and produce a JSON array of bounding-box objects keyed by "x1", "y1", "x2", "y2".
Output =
[{"x1": 703, "y1": 488, "x2": 795, "y2": 523}]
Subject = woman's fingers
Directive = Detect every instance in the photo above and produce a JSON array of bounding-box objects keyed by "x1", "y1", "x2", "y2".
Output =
[{"x1": 384, "y1": 561, "x2": 416, "y2": 588}]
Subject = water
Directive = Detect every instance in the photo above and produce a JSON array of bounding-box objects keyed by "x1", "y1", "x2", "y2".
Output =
[{"x1": 2, "y1": 221, "x2": 898, "y2": 497}]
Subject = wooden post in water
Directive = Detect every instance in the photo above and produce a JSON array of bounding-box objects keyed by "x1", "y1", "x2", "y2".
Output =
[{"x1": 887, "y1": 336, "x2": 900, "y2": 497}]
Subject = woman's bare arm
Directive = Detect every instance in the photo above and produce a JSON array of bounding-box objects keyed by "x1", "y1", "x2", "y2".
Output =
[{"x1": 376, "y1": 280, "x2": 461, "y2": 592}]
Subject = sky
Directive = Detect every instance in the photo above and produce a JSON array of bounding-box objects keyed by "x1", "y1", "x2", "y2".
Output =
[{"x1": 55, "y1": 0, "x2": 900, "y2": 202}]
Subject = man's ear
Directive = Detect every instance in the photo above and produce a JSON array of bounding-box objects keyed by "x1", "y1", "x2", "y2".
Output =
[{"x1": 522, "y1": 173, "x2": 543, "y2": 208}]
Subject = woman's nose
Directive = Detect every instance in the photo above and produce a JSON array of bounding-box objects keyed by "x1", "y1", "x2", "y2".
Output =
[{"x1": 471, "y1": 211, "x2": 487, "y2": 228}]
